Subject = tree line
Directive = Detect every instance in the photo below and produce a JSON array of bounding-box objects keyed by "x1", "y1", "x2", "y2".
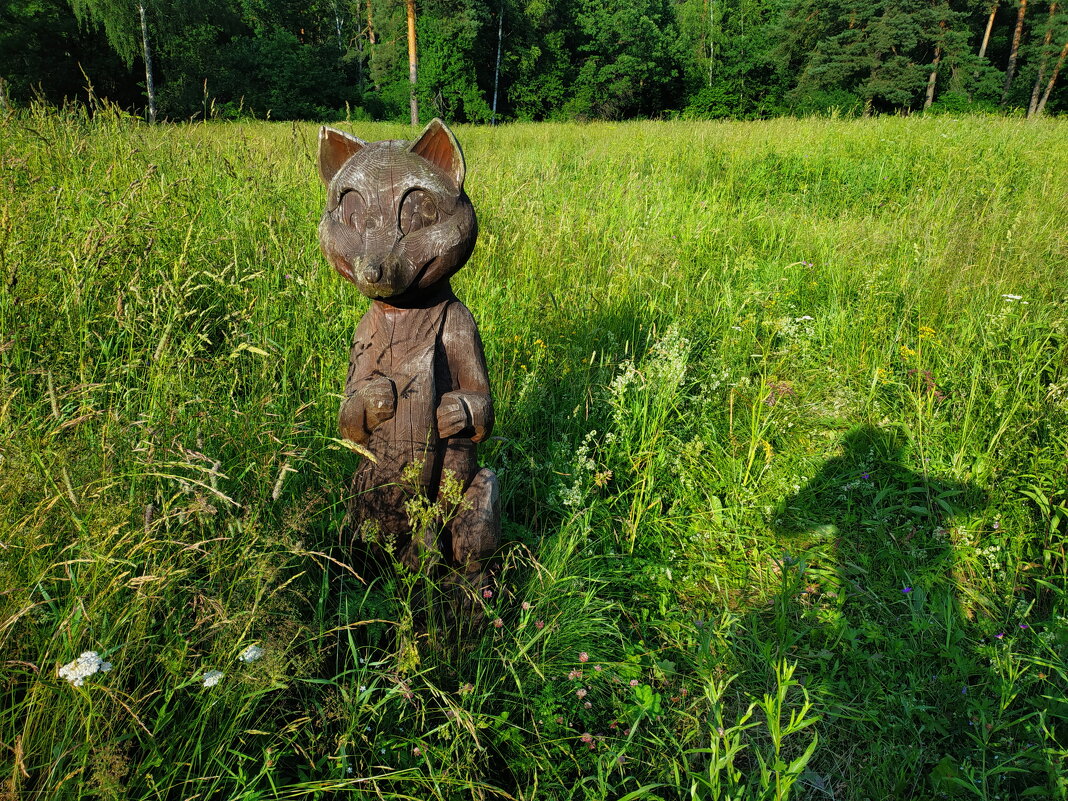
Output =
[{"x1": 1, "y1": 0, "x2": 1066, "y2": 121}]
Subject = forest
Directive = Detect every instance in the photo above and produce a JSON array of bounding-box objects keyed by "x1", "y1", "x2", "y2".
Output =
[{"x1": 2, "y1": 0, "x2": 1067, "y2": 122}]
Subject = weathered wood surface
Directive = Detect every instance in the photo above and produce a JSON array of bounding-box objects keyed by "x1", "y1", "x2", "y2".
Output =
[{"x1": 317, "y1": 118, "x2": 499, "y2": 593}]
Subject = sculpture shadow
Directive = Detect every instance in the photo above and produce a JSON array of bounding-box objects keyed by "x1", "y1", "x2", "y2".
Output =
[
  {"x1": 749, "y1": 424, "x2": 1003, "y2": 790},
  {"x1": 776, "y1": 423, "x2": 983, "y2": 535}
]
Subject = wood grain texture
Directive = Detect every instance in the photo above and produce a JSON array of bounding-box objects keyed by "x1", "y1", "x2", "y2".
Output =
[{"x1": 319, "y1": 118, "x2": 499, "y2": 593}]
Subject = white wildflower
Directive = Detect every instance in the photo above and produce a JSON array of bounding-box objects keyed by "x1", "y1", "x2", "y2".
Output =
[
  {"x1": 238, "y1": 645, "x2": 263, "y2": 663},
  {"x1": 796, "y1": 315, "x2": 814, "y2": 321},
  {"x1": 59, "y1": 651, "x2": 113, "y2": 686},
  {"x1": 203, "y1": 670, "x2": 224, "y2": 688},
  {"x1": 1001, "y1": 294, "x2": 1023, "y2": 302}
]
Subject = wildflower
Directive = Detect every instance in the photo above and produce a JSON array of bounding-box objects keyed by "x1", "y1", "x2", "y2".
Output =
[
  {"x1": 1001, "y1": 294, "x2": 1023, "y2": 302},
  {"x1": 617, "y1": 754, "x2": 627, "y2": 765},
  {"x1": 459, "y1": 683, "x2": 474, "y2": 695},
  {"x1": 238, "y1": 645, "x2": 263, "y2": 663},
  {"x1": 902, "y1": 587, "x2": 913, "y2": 594},
  {"x1": 995, "y1": 632, "x2": 1004, "y2": 639},
  {"x1": 584, "y1": 701, "x2": 592, "y2": 708},
  {"x1": 861, "y1": 472, "x2": 871, "y2": 480},
  {"x1": 58, "y1": 651, "x2": 113, "y2": 686},
  {"x1": 482, "y1": 589, "x2": 493, "y2": 599},
  {"x1": 576, "y1": 688, "x2": 588, "y2": 699},
  {"x1": 535, "y1": 620, "x2": 544, "y2": 630},
  {"x1": 413, "y1": 746, "x2": 421, "y2": 756},
  {"x1": 521, "y1": 601, "x2": 531, "y2": 611},
  {"x1": 919, "y1": 326, "x2": 936, "y2": 340},
  {"x1": 578, "y1": 652, "x2": 589, "y2": 663},
  {"x1": 716, "y1": 727, "x2": 726, "y2": 736},
  {"x1": 1019, "y1": 623, "x2": 1029, "y2": 629},
  {"x1": 629, "y1": 679, "x2": 639, "y2": 687},
  {"x1": 764, "y1": 381, "x2": 794, "y2": 407},
  {"x1": 568, "y1": 670, "x2": 583, "y2": 680},
  {"x1": 556, "y1": 716, "x2": 564, "y2": 724},
  {"x1": 594, "y1": 665, "x2": 602, "y2": 671},
  {"x1": 992, "y1": 521, "x2": 1000, "y2": 530},
  {"x1": 493, "y1": 618, "x2": 503, "y2": 629},
  {"x1": 203, "y1": 670, "x2": 224, "y2": 688},
  {"x1": 797, "y1": 315, "x2": 814, "y2": 321},
  {"x1": 580, "y1": 733, "x2": 593, "y2": 744}
]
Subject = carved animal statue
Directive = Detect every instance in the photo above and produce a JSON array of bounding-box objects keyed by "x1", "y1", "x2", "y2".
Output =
[{"x1": 317, "y1": 118, "x2": 499, "y2": 598}]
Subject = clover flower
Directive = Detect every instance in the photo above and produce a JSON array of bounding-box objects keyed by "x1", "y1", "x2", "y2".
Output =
[
  {"x1": 203, "y1": 670, "x2": 224, "y2": 688},
  {"x1": 578, "y1": 652, "x2": 589, "y2": 663},
  {"x1": 580, "y1": 733, "x2": 593, "y2": 744},
  {"x1": 576, "y1": 688, "x2": 588, "y2": 699},
  {"x1": 535, "y1": 620, "x2": 544, "y2": 630},
  {"x1": 493, "y1": 618, "x2": 503, "y2": 629},
  {"x1": 482, "y1": 589, "x2": 493, "y2": 599},
  {"x1": 59, "y1": 651, "x2": 113, "y2": 686},
  {"x1": 238, "y1": 645, "x2": 263, "y2": 663},
  {"x1": 521, "y1": 601, "x2": 531, "y2": 611}
]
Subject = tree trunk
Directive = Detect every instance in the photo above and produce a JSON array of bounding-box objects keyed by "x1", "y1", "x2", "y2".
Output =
[
  {"x1": 978, "y1": 1, "x2": 998, "y2": 59},
  {"x1": 708, "y1": 0, "x2": 716, "y2": 86},
  {"x1": 924, "y1": 43, "x2": 943, "y2": 109},
  {"x1": 491, "y1": 0, "x2": 503, "y2": 125},
  {"x1": 406, "y1": 0, "x2": 418, "y2": 126},
  {"x1": 366, "y1": 0, "x2": 375, "y2": 44},
  {"x1": 1001, "y1": 0, "x2": 1027, "y2": 105},
  {"x1": 1028, "y1": 2, "x2": 1057, "y2": 116},
  {"x1": 1035, "y1": 39, "x2": 1068, "y2": 115},
  {"x1": 137, "y1": 1, "x2": 157, "y2": 124}
]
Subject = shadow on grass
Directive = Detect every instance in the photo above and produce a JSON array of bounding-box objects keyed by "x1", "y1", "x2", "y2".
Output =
[{"x1": 741, "y1": 424, "x2": 1061, "y2": 795}]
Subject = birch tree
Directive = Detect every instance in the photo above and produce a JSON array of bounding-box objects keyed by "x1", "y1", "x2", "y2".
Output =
[{"x1": 69, "y1": 0, "x2": 158, "y2": 121}]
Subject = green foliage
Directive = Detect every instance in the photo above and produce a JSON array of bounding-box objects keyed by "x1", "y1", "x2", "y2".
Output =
[
  {"x1": 1, "y1": 108, "x2": 1067, "y2": 799},
  {"x1": 5, "y1": 0, "x2": 1068, "y2": 120}
]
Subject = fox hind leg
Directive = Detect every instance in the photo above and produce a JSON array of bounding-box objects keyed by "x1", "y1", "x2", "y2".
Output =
[{"x1": 448, "y1": 468, "x2": 500, "y2": 612}]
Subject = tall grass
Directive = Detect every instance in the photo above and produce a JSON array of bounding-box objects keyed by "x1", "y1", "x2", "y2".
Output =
[{"x1": 1, "y1": 102, "x2": 1066, "y2": 799}]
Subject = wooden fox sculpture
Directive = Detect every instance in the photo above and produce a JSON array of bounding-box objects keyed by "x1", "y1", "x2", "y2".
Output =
[{"x1": 317, "y1": 118, "x2": 499, "y2": 597}]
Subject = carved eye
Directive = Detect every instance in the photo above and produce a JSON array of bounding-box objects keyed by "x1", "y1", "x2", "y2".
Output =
[
  {"x1": 339, "y1": 190, "x2": 367, "y2": 229},
  {"x1": 399, "y1": 189, "x2": 438, "y2": 235}
]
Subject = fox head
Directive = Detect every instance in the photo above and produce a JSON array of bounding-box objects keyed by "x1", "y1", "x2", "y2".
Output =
[{"x1": 317, "y1": 118, "x2": 477, "y2": 301}]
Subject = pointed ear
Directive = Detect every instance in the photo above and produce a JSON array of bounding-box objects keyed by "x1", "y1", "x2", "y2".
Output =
[
  {"x1": 409, "y1": 118, "x2": 466, "y2": 189},
  {"x1": 318, "y1": 126, "x2": 367, "y2": 185}
]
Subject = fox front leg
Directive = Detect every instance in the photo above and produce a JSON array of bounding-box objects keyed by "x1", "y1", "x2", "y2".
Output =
[
  {"x1": 436, "y1": 302, "x2": 494, "y2": 442},
  {"x1": 339, "y1": 309, "x2": 397, "y2": 445},
  {"x1": 339, "y1": 375, "x2": 396, "y2": 444}
]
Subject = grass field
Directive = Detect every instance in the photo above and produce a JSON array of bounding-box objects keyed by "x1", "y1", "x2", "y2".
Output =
[{"x1": 1, "y1": 102, "x2": 1067, "y2": 800}]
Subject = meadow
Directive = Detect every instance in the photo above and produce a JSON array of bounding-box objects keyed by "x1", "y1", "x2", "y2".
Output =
[{"x1": 1, "y1": 102, "x2": 1066, "y2": 800}]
